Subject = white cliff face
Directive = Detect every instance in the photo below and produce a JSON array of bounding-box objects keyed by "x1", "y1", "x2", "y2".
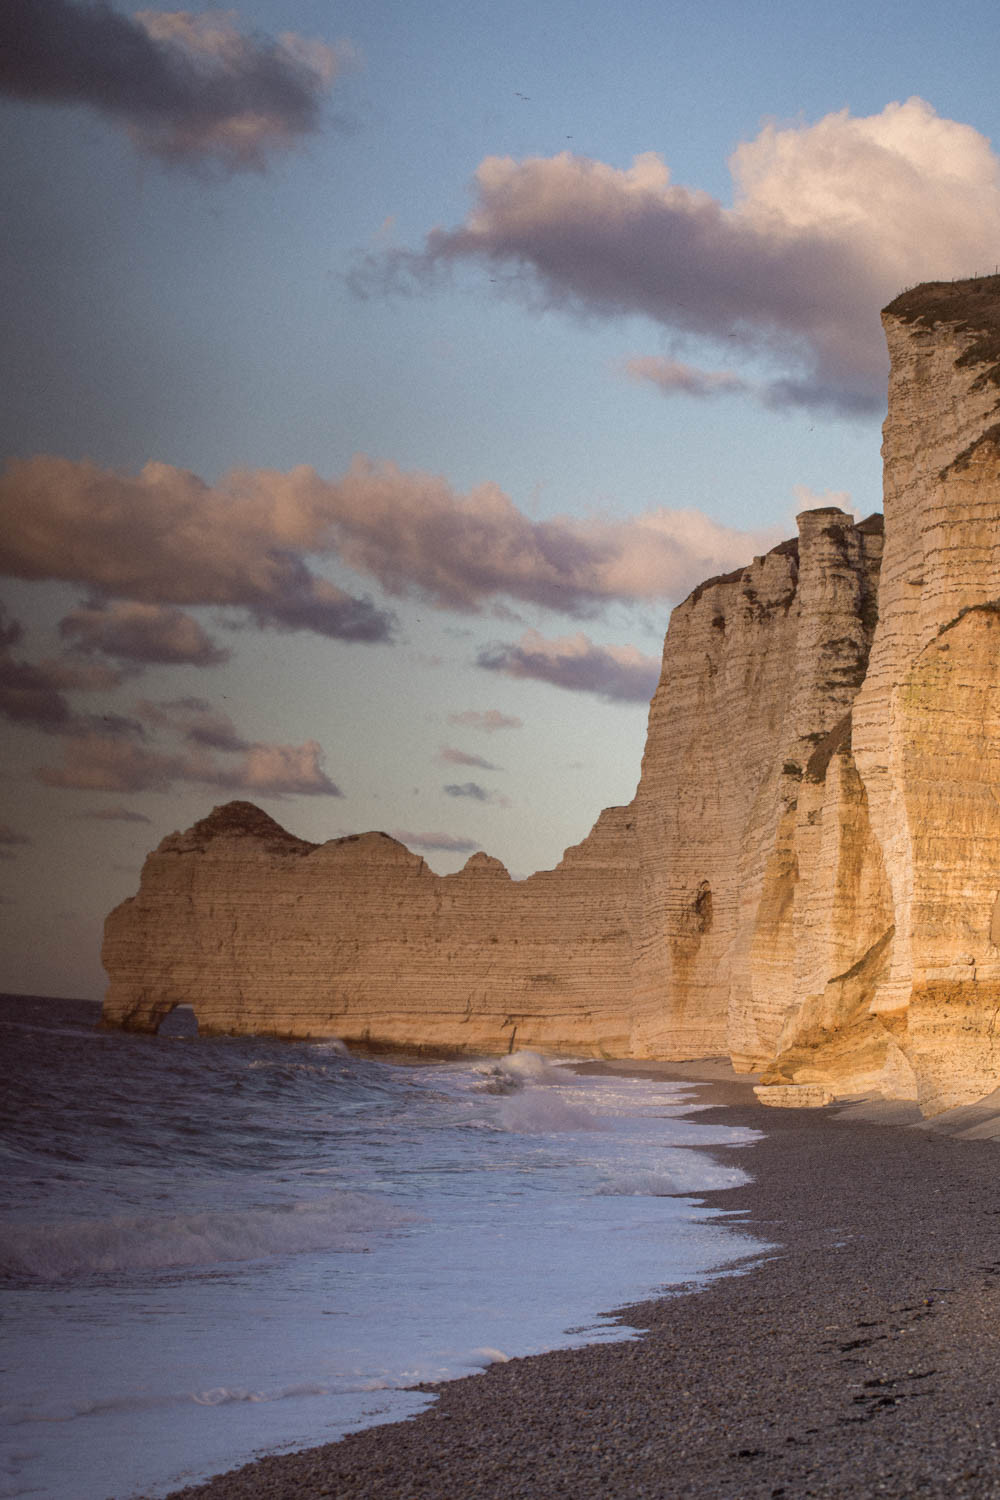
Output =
[
  {"x1": 629, "y1": 512, "x2": 882, "y2": 1066},
  {"x1": 102, "y1": 801, "x2": 638, "y2": 1056},
  {"x1": 845, "y1": 276, "x2": 1000, "y2": 1110},
  {"x1": 102, "y1": 275, "x2": 1000, "y2": 1118}
]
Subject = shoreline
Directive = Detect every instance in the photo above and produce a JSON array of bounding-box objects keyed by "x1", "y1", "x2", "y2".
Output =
[{"x1": 161, "y1": 1066, "x2": 1000, "y2": 1500}]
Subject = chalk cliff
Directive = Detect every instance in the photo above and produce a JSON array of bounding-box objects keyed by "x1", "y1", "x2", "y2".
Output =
[
  {"x1": 102, "y1": 800, "x2": 638, "y2": 1056},
  {"x1": 102, "y1": 275, "x2": 1000, "y2": 1116}
]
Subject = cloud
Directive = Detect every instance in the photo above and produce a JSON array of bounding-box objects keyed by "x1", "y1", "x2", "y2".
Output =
[
  {"x1": 625, "y1": 356, "x2": 749, "y2": 400},
  {"x1": 139, "y1": 696, "x2": 249, "y2": 751},
  {"x1": 0, "y1": 0, "x2": 348, "y2": 172},
  {"x1": 438, "y1": 745, "x2": 500, "y2": 770},
  {"x1": 210, "y1": 740, "x2": 342, "y2": 797},
  {"x1": 60, "y1": 602, "x2": 229, "y2": 666},
  {"x1": 477, "y1": 630, "x2": 660, "y2": 703},
  {"x1": 0, "y1": 457, "x2": 397, "y2": 642},
  {"x1": 36, "y1": 736, "x2": 189, "y2": 792},
  {"x1": 36, "y1": 732, "x2": 342, "y2": 796},
  {"x1": 392, "y1": 829, "x2": 482, "y2": 853},
  {"x1": 31, "y1": 690, "x2": 342, "y2": 797},
  {"x1": 447, "y1": 709, "x2": 523, "y2": 733},
  {"x1": 357, "y1": 99, "x2": 1000, "y2": 414},
  {"x1": 443, "y1": 781, "x2": 493, "y2": 802},
  {"x1": 0, "y1": 824, "x2": 32, "y2": 847},
  {"x1": 0, "y1": 455, "x2": 774, "y2": 622},
  {"x1": 0, "y1": 603, "x2": 132, "y2": 734},
  {"x1": 76, "y1": 805, "x2": 153, "y2": 824}
]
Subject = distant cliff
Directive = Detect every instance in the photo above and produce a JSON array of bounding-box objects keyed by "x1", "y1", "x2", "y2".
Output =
[{"x1": 102, "y1": 275, "x2": 1000, "y2": 1117}]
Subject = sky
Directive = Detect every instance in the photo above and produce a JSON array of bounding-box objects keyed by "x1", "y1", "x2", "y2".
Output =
[{"x1": 4, "y1": 0, "x2": 1000, "y2": 998}]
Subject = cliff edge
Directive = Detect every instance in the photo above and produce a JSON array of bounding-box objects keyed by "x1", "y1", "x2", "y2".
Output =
[{"x1": 102, "y1": 275, "x2": 1000, "y2": 1117}]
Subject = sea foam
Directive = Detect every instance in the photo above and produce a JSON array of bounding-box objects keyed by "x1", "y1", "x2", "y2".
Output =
[{"x1": 0, "y1": 1192, "x2": 417, "y2": 1280}]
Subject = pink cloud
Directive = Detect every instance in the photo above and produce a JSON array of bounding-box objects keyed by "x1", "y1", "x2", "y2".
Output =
[
  {"x1": 391, "y1": 829, "x2": 482, "y2": 853},
  {"x1": 0, "y1": 455, "x2": 773, "y2": 622},
  {"x1": 60, "y1": 602, "x2": 229, "y2": 667},
  {"x1": 356, "y1": 100, "x2": 1000, "y2": 414},
  {"x1": 625, "y1": 356, "x2": 748, "y2": 399},
  {"x1": 438, "y1": 745, "x2": 500, "y2": 770},
  {"x1": 35, "y1": 732, "x2": 342, "y2": 797}
]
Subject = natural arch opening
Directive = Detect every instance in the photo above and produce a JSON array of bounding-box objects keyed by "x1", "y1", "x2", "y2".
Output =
[{"x1": 156, "y1": 1003, "x2": 199, "y2": 1038}]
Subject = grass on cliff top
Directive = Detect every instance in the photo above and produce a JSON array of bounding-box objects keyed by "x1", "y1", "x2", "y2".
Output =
[{"x1": 884, "y1": 273, "x2": 1000, "y2": 389}]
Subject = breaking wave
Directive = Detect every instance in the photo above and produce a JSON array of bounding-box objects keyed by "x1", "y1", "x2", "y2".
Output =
[{"x1": 0, "y1": 1192, "x2": 418, "y2": 1280}]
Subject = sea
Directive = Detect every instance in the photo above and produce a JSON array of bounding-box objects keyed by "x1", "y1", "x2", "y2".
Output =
[{"x1": 0, "y1": 994, "x2": 769, "y2": 1500}]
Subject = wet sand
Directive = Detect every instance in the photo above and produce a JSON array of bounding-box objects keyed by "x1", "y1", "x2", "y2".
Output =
[{"x1": 162, "y1": 1065, "x2": 1000, "y2": 1499}]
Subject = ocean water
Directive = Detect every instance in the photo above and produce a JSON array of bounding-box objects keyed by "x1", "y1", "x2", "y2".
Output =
[{"x1": 0, "y1": 995, "x2": 768, "y2": 1500}]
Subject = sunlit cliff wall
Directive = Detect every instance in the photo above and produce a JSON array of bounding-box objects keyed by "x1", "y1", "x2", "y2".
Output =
[
  {"x1": 103, "y1": 275, "x2": 1000, "y2": 1116},
  {"x1": 102, "y1": 799, "x2": 638, "y2": 1056}
]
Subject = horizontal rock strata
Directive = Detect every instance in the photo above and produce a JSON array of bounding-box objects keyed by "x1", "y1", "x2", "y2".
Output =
[
  {"x1": 103, "y1": 276, "x2": 1000, "y2": 1116},
  {"x1": 102, "y1": 802, "x2": 638, "y2": 1056}
]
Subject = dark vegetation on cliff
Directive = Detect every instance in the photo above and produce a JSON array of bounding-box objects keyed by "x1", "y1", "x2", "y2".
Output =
[{"x1": 886, "y1": 273, "x2": 1000, "y2": 388}]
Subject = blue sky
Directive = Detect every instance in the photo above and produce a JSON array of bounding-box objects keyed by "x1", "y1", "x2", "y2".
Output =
[{"x1": 3, "y1": 0, "x2": 1000, "y2": 997}]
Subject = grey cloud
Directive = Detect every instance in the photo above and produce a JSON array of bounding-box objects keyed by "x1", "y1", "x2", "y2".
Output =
[
  {"x1": 0, "y1": 601, "x2": 134, "y2": 734},
  {"x1": 60, "y1": 601, "x2": 229, "y2": 666},
  {"x1": 392, "y1": 829, "x2": 482, "y2": 853},
  {"x1": 0, "y1": 0, "x2": 346, "y2": 172},
  {"x1": 476, "y1": 630, "x2": 660, "y2": 703},
  {"x1": 0, "y1": 651, "x2": 132, "y2": 735},
  {"x1": 439, "y1": 745, "x2": 500, "y2": 770},
  {"x1": 139, "y1": 697, "x2": 250, "y2": 752},
  {"x1": 0, "y1": 603, "x2": 23, "y2": 650},
  {"x1": 443, "y1": 782, "x2": 491, "y2": 802},
  {"x1": 0, "y1": 824, "x2": 32, "y2": 846},
  {"x1": 447, "y1": 709, "x2": 523, "y2": 733},
  {"x1": 76, "y1": 805, "x2": 152, "y2": 824}
]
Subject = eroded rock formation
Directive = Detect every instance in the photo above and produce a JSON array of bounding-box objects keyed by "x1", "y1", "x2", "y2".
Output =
[
  {"x1": 102, "y1": 275, "x2": 1000, "y2": 1116},
  {"x1": 102, "y1": 800, "x2": 638, "y2": 1056}
]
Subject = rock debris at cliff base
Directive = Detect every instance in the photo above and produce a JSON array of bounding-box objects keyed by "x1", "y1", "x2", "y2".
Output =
[{"x1": 103, "y1": 274, "x2": 1000, "y2": 1119}]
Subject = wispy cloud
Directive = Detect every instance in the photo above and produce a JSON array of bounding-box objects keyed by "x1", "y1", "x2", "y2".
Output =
[
  {"x1": 0, "y1": 602, "x2": 133, "y2": 735},
  {"x1": 76, "y1": 805, "x2": 152, "y2": 824},
  {"x1": 0, "y1": 0, "x2": 349, "y2": 173},
  {"x1": 354, "y1": 99, "x2": 1000, "y2": 415},
  {"x1": 0, "y1": 456, "x2": 773, "y2": 623},
  {"x1": 0, "y1": 824, "x2": 32, "y2": 847},
  {"x1": 36, "y1": 732, "x2": 342, "y2": 796},
  {"x1": 443, "y1": 781, "x2": 507, "y2": 805},
  {"x1": 447, "y1": 708, "x2": 523, "y2": 733},
  {"x1": 624, "y1": 356, "x2": 748, "y2": 400},
  {"x1": 60, "y1": 602, "x2": 229, "y2": 667},
  {"x1": 392, "y1": 828, "x2": 482, "y2": 853},
  {"x1": 138, "y1": 697, "x2": 249, "y2": 752},
  {"x1": 438, "y1": 745, "x2": 500, "y2": 770},
  {"x1": 477, "y1": 630, "x2": 660, "y2": 703}
]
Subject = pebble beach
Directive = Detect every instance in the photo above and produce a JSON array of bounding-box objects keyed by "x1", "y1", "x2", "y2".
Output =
[{"x1": 156, "y1": 1062, "x2": 1000, "y2": 1499}]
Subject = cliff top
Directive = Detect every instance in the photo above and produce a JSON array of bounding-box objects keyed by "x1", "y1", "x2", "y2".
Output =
[
  {"x1": 884, "y1": 274, "x2": 1000, "y2": 387},
  {"x1": 171, "y1": 801, "x2": 317, "y2": 854}
]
